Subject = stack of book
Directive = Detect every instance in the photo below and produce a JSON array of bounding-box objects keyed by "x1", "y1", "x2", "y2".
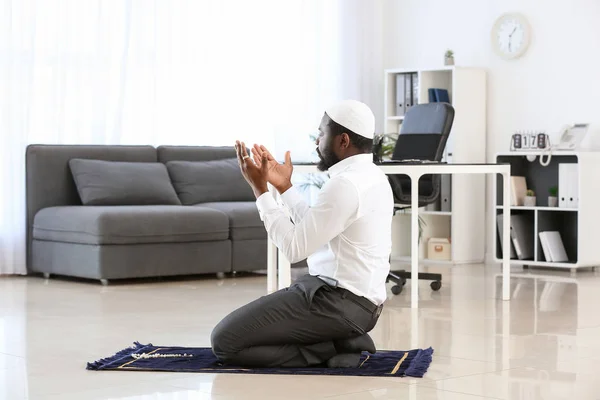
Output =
[
  {"x1": 539, "y1": 231, "x2": 569, "y2": 262},
  {"x1": 428, "y1": 88, "x2": 450, "y2": 103},
  {"x1": 496, "y1": 213, "x2": 534, "y2": 260}
]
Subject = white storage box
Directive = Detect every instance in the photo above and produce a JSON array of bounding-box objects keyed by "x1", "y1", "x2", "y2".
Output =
[{"x1": 427, "y1": 238, "x2": 451, "y2": 260}]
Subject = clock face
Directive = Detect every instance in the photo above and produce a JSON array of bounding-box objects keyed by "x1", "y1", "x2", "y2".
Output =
[{"x1": 492, "y1": 13, "x2": 530, "y2": 59}]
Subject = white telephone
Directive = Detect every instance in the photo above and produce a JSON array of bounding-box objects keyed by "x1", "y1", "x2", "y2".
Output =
[
  {"x1": 554, "y1": 123, "x2": 589, "y2": 150},
  {"x1": 536, "y1": 123, "x2": 590, "y2": 166}
]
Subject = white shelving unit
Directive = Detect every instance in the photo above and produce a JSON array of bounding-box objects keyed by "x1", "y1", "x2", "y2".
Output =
[
  {"x1": 385, "y1": 66, "x2": 487, "y2": 264},
  {"x1": 493, "y1": 151, "x2": 600, "y2": 270}
]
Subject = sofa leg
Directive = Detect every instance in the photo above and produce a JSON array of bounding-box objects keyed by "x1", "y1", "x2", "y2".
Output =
[
  {"x1": 216, "y1": 272, "x2": 225, "y2": 279},
  {"x1": 43, "y1": 273, "x2": 51, "y2": 279},
  {"x1": 100, "y1": 279, "x2": 109, "y2": 286}
]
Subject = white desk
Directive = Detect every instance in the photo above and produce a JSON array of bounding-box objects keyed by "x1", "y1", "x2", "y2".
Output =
[{"x1": 266, "y1": 162, "x2": 512, "y2": 309}]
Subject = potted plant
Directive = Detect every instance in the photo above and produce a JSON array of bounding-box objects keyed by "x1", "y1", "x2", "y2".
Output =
[
  {"x1": 524, "y1": 189, "x2": 536, "y2": 207},
  {"x1": 444, "y1": 49, "x2": 454, "y2": 65},
  {"x1": 373, "y1": 133, "x2": 398, "y2": 162},
  {"x1": 548, "y1": 186, "x2": 558, "y2": 207}
]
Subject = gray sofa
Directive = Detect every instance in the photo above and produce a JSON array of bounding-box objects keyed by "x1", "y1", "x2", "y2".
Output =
[{"x1": 26, "y1": 144, "x2": 295, "y2": 283}]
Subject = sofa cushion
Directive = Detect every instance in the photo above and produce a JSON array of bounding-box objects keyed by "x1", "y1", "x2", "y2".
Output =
[
  {"x1": 33, "y1": 205, "x2": 229, "y2": 245},
  {"x1": 195, "y1": 202, "x2": 266, "y2": 240},
  {"x1": 166, "y1": 159, "x2": 254, "y2": 205},
  {"x1": 69, "y1": 159, "x2": 181, "y2": 206}
]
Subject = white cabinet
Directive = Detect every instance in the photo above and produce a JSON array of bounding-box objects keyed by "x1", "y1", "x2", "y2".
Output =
[{"x1": 493, "y1": 151, "x2": 600, "y2": 270}]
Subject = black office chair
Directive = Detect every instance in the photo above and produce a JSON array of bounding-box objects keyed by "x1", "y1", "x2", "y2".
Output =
[{"x1": 379, "y1": 103, "x2": 455, "y2": 295}]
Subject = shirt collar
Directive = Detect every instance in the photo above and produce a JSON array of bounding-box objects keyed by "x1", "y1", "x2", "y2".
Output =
[{"x1": 328, "y1": 153, "x2": 373, "y2": 177}]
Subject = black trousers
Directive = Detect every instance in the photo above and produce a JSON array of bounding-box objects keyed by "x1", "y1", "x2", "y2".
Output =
[{"x1": 210, "y1": 274, "x2": 382, "y2": 368}]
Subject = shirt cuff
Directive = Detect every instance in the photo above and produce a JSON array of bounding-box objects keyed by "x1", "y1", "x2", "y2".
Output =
[
  {"x1": 255, "y1": 192, "x2": 279, "y2": 217},
  {"x1": 280, "y1": 186, "x2": 305, "y2": 209}
]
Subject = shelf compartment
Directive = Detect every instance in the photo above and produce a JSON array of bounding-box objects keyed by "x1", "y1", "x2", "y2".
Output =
[
  {"x1": 536, "y1": 210, "x2": 578, "y2": 263},
  {"x1": 496, "y1": 154, "x2": 578, "y2": 207},
  {"x1": 495, "y1": 209, "x2": 535, "y2": 261},
  {"x1": 418, "y1": 70, "x2": 452, "y2": 104}
]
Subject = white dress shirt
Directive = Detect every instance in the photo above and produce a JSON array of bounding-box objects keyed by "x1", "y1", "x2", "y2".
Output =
[{"x1": 255, "y1": 153, "x2": 394, "y2": 305}]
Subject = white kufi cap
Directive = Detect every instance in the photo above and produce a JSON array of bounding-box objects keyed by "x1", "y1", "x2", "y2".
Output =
[{"x1": 325, "y1": 99, "x2": 375, "y2": 139}]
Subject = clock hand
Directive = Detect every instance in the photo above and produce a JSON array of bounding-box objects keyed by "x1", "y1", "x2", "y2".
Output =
[{"x1": 507, "y1": 27, "x2": 517, "y2": 51}]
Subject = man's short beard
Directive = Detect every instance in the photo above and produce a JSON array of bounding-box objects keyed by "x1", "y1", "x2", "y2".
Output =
[{"x1": 316, "y1": 146, "x2": 340, "y2": 172}]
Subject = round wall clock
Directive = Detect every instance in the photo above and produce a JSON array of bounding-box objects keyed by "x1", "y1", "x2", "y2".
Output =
[{"x1": 491, "y1": 13, "x2": 531, "y2": 60}]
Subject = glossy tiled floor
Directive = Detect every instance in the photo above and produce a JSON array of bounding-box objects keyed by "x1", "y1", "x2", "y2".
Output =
[{"x1": 1, "y1": 264, "x2": 600, "y2": 399}]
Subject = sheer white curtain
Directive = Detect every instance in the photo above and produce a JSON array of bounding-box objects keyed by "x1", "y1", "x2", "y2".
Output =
[{"x1": 0, "y1": 0, "x2": 380, "y2": 275}]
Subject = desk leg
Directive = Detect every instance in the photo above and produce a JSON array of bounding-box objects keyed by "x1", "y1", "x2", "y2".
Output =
[
  {"x1": 502, "y1": 172, "x2": 511, "y2": 301},
  {"x1": 267, "y1": 238, "x2": 278, "y2": 293},
  {"x1": 278, "y1": 249, "x2": 291, "y2": 289},
  {"x1": 411, "y1": 173, "x2": 420, "y2": 309},
  {"x1": 266, "y1": 183, "x2": 280, "y2": 294}
]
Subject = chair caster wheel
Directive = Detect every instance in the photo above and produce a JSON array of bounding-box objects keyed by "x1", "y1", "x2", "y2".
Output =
[
  {"x1": 391, "y1": 285, "x2": 403, "y2": 295},
  {"x1": 430, "y1": 281, "x2": 442, "y2": 291}
]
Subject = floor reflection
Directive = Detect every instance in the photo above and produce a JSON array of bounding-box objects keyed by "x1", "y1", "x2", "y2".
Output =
[{"x1": 1, "y1": 264, "x2": 600, "y2": 399}]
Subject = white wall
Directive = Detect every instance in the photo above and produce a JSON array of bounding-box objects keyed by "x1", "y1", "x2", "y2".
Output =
[
  {"x1": 272, "y1": 0, "x2": 385, "y2": 163},
  {"x1": 380, "y1": 0, "x2": 600, "y2": 260}
]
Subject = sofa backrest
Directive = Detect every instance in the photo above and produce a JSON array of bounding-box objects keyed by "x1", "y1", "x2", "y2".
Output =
[
  {"x1": 157, "y1": 145, "x2": 236, "y2": 163},
  {"x1": 25, "y1": 144, "x2": 157, "y2": 268}
]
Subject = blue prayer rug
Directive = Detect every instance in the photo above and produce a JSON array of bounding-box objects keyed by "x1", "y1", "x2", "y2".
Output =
[{"x1": 87, "y1": 342, "x2": 434, "y2": 378}]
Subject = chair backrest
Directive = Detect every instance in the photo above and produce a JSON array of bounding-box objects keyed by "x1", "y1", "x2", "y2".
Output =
[
  {"x1": 387, "y1": 103, "x2": 455, "y2": 206},
  {"x1": 391, "y1": 103, "x2": 454, "y2": 161}
]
